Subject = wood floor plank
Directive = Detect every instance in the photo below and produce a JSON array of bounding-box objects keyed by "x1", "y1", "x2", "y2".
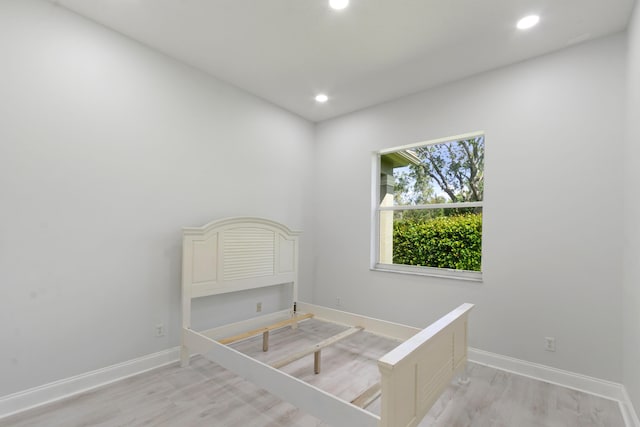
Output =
[{"x1": 0, "y1": 319, "x2": 625, "y2": 427}]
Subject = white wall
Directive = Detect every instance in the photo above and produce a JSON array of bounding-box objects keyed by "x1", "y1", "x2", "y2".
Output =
[
  {"x1": 624, "y1": 0, "x2": 640, "y2": 413},
  {"x1": 0, "y1": 0, "x2": 315, "y2": 396},
  {"x1": 314, "y1": 34, "x2": 626, "y2": 382}
]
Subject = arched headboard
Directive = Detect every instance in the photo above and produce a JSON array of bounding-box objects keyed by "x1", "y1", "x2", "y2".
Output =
[{"x1": 182, "y1": 217, "x2": 301, "y2": 302}]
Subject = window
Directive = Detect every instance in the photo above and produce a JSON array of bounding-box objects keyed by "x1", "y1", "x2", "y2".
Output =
[{"x1": 372, "y1": 132, "x2": 484, "y2": 281}]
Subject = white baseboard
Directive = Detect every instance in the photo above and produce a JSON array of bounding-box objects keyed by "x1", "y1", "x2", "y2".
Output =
[
  {"x1": 621, "y1": 387, "x2": 640, "y2": 427},
  {"x1": 469, "y1": 347, "x2": 624, "y2": 400},
  {"x1": 469, "y1": 347, "x2": 640, "y2": 427},
  {"x1": 0, "y1": 347, "x2": 180, "y2": 420}
]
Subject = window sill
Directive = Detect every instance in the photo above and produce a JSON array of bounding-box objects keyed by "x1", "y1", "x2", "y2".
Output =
[{"x1": 372, "y1": 263, "x2": 483, "y2": 283}]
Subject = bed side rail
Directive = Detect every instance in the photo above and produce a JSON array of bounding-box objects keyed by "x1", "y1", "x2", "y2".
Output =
[
  {"x1": 184, "y1": 328, "x2": 380, "y2": 427},
  {"x1": 377, "y1": 303, "x2": 474, "y2": 427}
]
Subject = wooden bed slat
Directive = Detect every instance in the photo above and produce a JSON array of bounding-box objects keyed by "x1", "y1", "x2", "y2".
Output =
[
  {"x1": 351, "y1": 382, "x2": 382, "y2": 409},
  {"x1": 218, "y1": 313, "x2": 313, "y2": 345},
  {"x1": 271, "y1": 326, "x2": 363, "y2": 370}
]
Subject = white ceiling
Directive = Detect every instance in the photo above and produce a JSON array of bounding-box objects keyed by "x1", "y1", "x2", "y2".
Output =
[{"x1": 54, "y1": 0, "x2": 635, "y2": 122}]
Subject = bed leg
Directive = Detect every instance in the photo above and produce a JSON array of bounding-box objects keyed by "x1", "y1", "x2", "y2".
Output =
[
  {"x1": 457, "y1": 364, "x2": 470, "y2": 385},
  {"x1": 314, "y1": 350, "x2": 321, "y2": 374},
  {"x1": 263, "y1": 331, "x2": 269, "y2": 352},
  {"x1": 180, "y1": 346, "x2": 190, "y2": 368},
  {"x1": 291, "y1": 304, "x2": 299, "y2": 330}
]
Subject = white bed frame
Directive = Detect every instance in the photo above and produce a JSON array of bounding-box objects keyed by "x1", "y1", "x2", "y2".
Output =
[{"x1": 181, "y1": 217, "x2": 473, "y2": 427}]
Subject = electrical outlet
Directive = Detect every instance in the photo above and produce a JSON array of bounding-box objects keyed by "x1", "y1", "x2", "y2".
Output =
[
  {"x1": 544, "y1": 336, "x2": 556, "y2": 352},
  {"x1": 256, "y1": 302, "x2": 262, "y2": 312},
  {"x1": 155, "y1": 324, "x2": 165, "y2": 337}
]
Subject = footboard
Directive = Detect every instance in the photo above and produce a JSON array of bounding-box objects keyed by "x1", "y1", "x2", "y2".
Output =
[{"x1": 377, "y1": 303, "x2": 474, "y2": 427}]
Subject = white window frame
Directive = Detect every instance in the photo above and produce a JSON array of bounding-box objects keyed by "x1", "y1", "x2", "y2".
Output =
[{"x1": 371, "y1": 131, "x2": 484, "y2": 282}]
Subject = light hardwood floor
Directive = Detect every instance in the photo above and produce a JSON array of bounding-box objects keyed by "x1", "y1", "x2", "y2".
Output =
[{"x1": 1, "y1": 319, "x2": 625, "y2": 427}]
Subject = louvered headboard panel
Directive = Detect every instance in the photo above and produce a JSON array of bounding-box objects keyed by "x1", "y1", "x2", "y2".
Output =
[{"x1": 182, "y1": 217, "x2": 300, "y2": 300}]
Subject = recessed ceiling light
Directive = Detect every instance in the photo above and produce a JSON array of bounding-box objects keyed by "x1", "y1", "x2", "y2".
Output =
[
  {"x1": 517, "y1": 15, "x2": 540, "y2": 30},
  {"x1": 315, "y1": 94, "x2": 329, "y2": 103},
  {"x1": 329, "y1": 0, "x2": 349, "y2": 10}
]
